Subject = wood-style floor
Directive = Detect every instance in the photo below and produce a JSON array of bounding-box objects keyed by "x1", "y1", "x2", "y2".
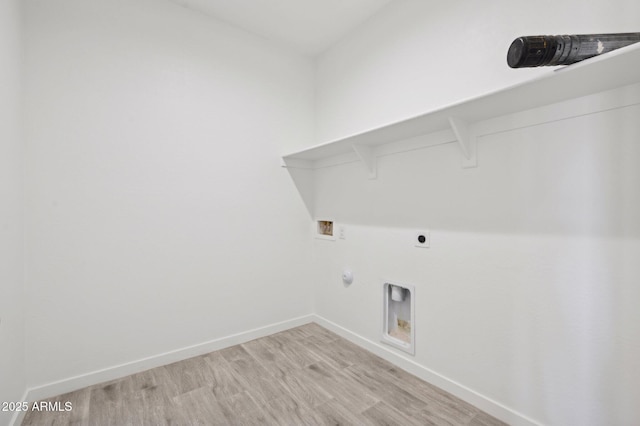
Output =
[{"x1": 22, "y1": 323, "x2": 506, "y2": 425}]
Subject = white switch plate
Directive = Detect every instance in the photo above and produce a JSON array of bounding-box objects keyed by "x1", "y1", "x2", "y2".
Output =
[
  {"x1": 339, "y1": 225, "x2": 346, "y2": 239},
  {"x1": 415, "y1": 230, "x2": 430, "y2": 248}
]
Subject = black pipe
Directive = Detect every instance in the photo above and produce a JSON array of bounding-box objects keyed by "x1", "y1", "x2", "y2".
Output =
[{"x1": 507, "y1": 33, "x2": 640, "y2": 68}]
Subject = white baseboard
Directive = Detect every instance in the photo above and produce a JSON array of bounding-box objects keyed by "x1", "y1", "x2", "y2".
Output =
[
  {"x1": 312, "y1": 314, "x2": 541, "y2": 426},
  {"x1": 23, "y1": 314, "x2": 314, "y2": 404}
]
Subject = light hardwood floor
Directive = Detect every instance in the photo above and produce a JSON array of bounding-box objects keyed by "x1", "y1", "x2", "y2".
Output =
[{"x1": 22, "y1": 323, "x2": 507, "y2": 425}]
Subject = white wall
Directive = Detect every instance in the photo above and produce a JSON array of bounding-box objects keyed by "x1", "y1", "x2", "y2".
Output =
[
  {"x1": 316, "y1": 0, "x2": 640, "y2": 142},
  {"x1": 313, "y1": 103, "x2": 640, "y2": 425},
  {"x1": 0, "y1": 0, "x2": 26, "y2": 424},
  {"x1": 23, "y1": 0, "x2": 314, "y2": 389},
  {"x1": 313, "y1": 1, "x2": 640, "y2": 425}
]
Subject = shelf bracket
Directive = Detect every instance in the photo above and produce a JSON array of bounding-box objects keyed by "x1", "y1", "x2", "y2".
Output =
[
  {"x1": 448, "y1": 116, "x2": 477, "y2": 168},
  {"x1": 352, "y1": 144, "x2": 377, "y2": 179}
]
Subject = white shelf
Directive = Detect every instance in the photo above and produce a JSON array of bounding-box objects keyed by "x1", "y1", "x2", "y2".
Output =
[{"x1": 282, "y1": 42, "x2": 640, "y2": 174}]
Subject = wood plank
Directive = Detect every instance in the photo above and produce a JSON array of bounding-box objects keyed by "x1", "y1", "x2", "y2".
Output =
[
  {"x1": 361, "y1": 401, "x2": 426, "y2": 426},
  {"x1": 299, "y1": 323, "x2": 341, "y2": 343},
  {"x1": 242, "y1": 337, "x2": 302, "y2": 379},
  {"x1": 315, "y1": 369, "x2": 380, "y2": 413},
  {"x1": 22, "y1": 388, "x2": 91, "y2": 426},
  {"x1": 277, "y1": 364, "x2": 334, "y2": 409},
  {"x1": 171, "y1": 386, "x2": 229, "y2": 425},
  {"x1": 344, "y1": 364, "x2": 475, "y2": 425},
  {"x1": 162, "y1": 355, "x2": 217, "y2": 397},
  {"x1": 222, "y1": 350, "x2": 288, "y2": 406},
  {"x1": 380, "y1": 365, "x2": 479, "y2": 422},
  {"x1": 259, "y1": 394, "x2": 325, "y2": 426},
  {"x1": 201, "y1": 351, "x2": 246, "y2": 400},
  {"x1": 314, "y1": 399, "x2": 375, "y2": 426},
  {"x1": 216, "y1": 391, "x2": 278, "y2": 425},
  {"x1": 260, "y1": 334, "x2": 323, "y2": 368},
  {"x1": 86, "y1": 378, "x2": 146, "y2": 425},
  {"x1": 468, "y1": 411, "x2": 509, "y2": 426}
]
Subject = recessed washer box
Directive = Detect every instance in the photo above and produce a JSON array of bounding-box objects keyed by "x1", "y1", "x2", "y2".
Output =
[{"x1": 314, "y1": 218, "x2": 336, "y2": 240}]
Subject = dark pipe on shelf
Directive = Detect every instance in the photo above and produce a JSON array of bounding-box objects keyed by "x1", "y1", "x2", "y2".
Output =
[{"x1": 507, "y1": 32, "x2": 640, "y2": 68}]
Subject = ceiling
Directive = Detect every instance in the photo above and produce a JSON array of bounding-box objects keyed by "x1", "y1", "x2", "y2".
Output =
[{"x1": 170, "y1": 0, "x2": 394, "y2": 55}]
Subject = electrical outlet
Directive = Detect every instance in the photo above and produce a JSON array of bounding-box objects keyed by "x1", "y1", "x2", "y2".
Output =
[
  {"x1": 415, "y1": 231, "x2": 430, "y2": 248},
  {"x1": 339, "y1": 225, "x2": 346, "y2": 239}
]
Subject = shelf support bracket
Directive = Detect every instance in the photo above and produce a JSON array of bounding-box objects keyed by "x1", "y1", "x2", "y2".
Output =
[
  {"x1": 448, "y1": 116, "x2": 477, "y2": 168},
  {"x1": 352, "y1": 144, "x2": 377, "y2": 179}
]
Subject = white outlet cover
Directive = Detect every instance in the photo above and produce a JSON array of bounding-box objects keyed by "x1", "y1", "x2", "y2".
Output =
[{"x1": 415, "y1": 231, "x2": 430, "y2": 248}]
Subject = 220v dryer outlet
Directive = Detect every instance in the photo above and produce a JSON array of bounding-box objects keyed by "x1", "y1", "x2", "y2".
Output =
[{"x1": 415, "y1": 231, "x2": 430, "y2": 248}]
